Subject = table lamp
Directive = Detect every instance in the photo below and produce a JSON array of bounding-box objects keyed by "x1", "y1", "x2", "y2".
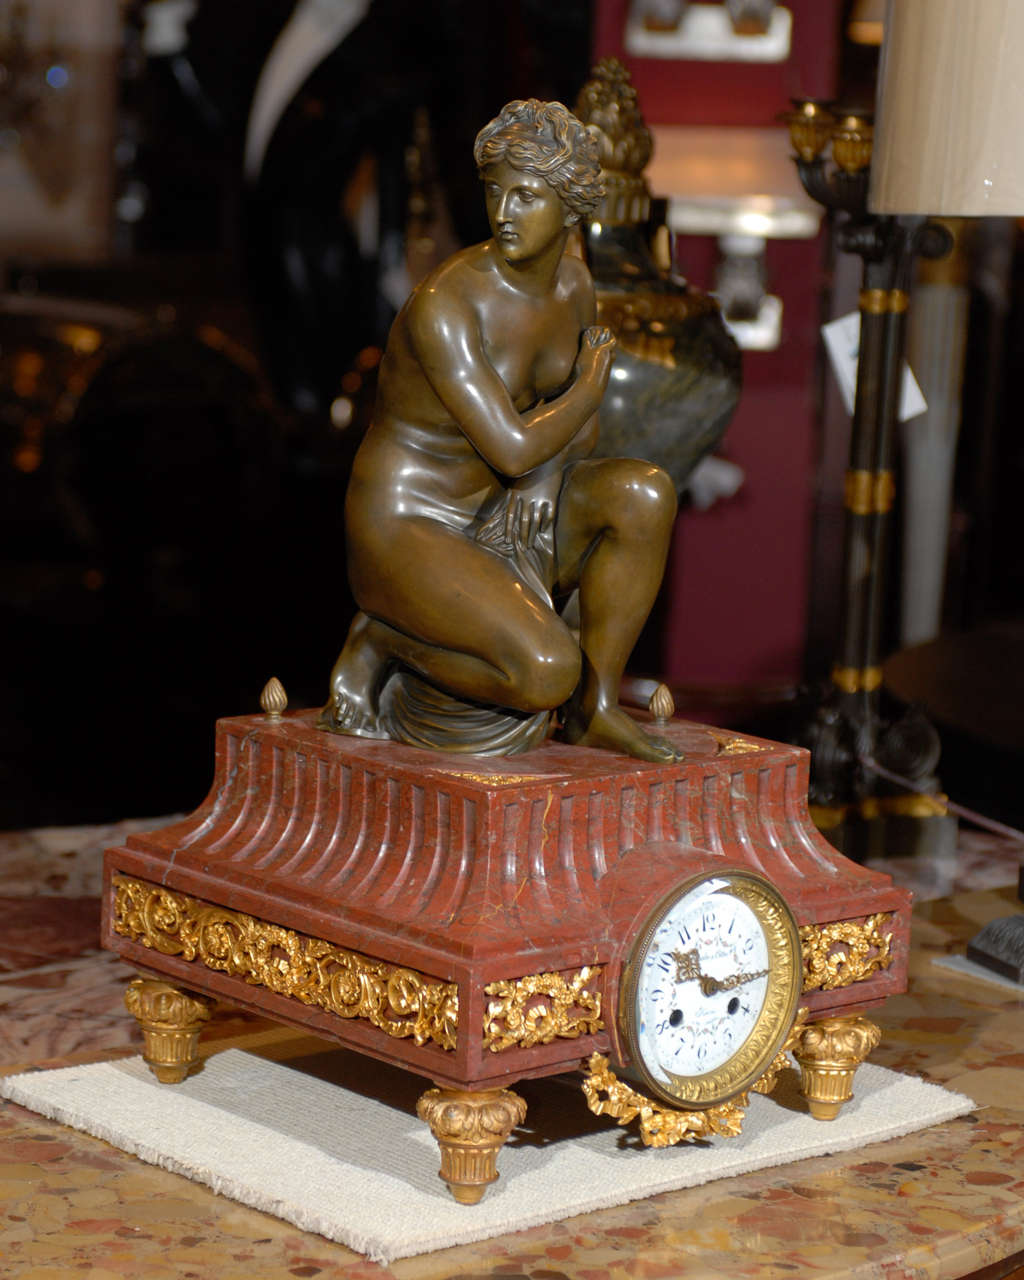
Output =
[
  {"x1": 870, "y1": 0, "x2": 1024, "y2": 218},
  {"x1": 780, "y1": 0, "x2": 1024, "y2": 860},
  {"x1": 876, "y1": 0, "x2": 1024, "y2": 981}
]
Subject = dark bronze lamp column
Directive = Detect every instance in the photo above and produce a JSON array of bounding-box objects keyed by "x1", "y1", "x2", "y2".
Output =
[
  {"x1": 861, "y1": 0, "x2": 1024, "y2": 977},
  {"x1": 780, "y1": 99, "x2": 953, "y2": 857}
]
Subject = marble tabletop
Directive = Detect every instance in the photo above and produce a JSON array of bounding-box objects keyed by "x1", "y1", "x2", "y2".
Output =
[{"x1": 1, "y1": 818, "x2": 1022, "y2": 1280}]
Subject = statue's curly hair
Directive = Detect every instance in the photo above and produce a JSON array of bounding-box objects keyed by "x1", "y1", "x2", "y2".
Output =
[{"x1": 474, "y1": 99, "x2": 604, "y2": 220}]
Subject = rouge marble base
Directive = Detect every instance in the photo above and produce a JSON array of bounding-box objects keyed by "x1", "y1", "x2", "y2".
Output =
[
  {"x1": 101, "y1": 710, "x2": 911, "y2": 1097},
  {"x1": 99, "y1": 711, "x2": 906, "y2": 1100}
]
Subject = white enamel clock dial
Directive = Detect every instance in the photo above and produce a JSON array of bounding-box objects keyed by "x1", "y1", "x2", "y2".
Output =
[{"x1": 620, "y1": 869, "x2": 801, "y2": 1108}]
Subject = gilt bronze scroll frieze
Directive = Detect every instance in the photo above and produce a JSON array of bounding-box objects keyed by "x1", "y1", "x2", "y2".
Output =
[
  {"x1": 482, "y1": 966, "x2": 604, "y2": 1052},
  {"x1": 111, "y1": 874, "x2": 459, "y2": 1050},
  {"x1": 800, "y1": 914, "x2": 894, "y2": 992}
]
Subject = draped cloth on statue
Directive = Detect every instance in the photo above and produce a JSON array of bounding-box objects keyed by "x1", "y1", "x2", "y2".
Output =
[
  {"x1": 376, "y1": 495, "x2": 561, "y2": 756},
  {"x1": 380, "y1": 674, "x2": 553, "y2": 755}
]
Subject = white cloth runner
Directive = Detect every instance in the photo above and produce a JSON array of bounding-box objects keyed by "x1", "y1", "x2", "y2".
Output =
[
  {"x1": 933, "y1": 952, "x2": 1024, "y2": 992},
  {"x1": 1, "y1": 1049, "x2": 975, "y2": 1265}
]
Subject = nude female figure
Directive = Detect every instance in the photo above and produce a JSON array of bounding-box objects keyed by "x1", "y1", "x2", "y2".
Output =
[{"x1": 320, "y1": 99, "x2": 680, "y2": 763}]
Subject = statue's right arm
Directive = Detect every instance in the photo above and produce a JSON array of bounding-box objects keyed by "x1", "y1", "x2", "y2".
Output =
[{"x1": 408, "y1": 286, "x2": 611, "y2": 479}]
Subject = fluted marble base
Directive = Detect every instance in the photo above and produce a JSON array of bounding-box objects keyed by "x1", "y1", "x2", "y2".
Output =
[{"x1": 100, "y1": 710, "x2": 912, "y2": 1196}]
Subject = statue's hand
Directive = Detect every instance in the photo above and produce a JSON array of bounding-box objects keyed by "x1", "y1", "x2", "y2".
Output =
[
  {"x1": 583, "y1": 324, "x2": 615, "y2": 346},
  {"x1": 477, "y1": 487, "x2": 556, "y2": 559},
  {"x1": 577, "y1": 325, "x2": 616, "y2": 392},
  {"x1": 505, "y1": 494, "x2": 554, "y2": 551}
]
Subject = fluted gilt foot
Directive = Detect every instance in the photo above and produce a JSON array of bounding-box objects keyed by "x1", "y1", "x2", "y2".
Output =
[
  {"x1": 792, "y1": 1014, "x2": 881, "y2": 1120},
  {"x1": 124, "y1": 978, "x2": 213, "y2": 1083},
  {"x1": 416, "y1": 1086, "x2": 527, "y2": 1204}
]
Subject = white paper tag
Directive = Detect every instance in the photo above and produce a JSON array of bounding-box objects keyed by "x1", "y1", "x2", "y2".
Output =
[{"x1": 822, "y1": 311, "x2": 927, "y2": 422}]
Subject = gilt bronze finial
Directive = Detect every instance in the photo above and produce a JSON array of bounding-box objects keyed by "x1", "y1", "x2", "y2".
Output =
[
  {"x1": 260, "y1": 676, "x2": 287, "y2": 720},
  {"x1": 649, "y1": 683, "x2": 675, "y2": 725}
]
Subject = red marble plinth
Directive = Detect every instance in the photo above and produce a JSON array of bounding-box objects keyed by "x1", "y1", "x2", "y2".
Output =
[{"x1": 101, "y1": 711, "x2": 911, "y2": 1091}]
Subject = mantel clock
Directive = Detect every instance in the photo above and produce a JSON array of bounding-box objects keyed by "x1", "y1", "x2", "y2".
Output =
[{"x1": 101, "y1": 86, "x2": 909, "y2": 1208}]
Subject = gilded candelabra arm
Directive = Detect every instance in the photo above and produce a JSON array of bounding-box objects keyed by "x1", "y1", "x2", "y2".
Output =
[
  {"x1": 781, "y1": 99, "x2": 836, "y2": 164},
  {"x1": 793, "y1": 158, "x2": 871, "y2": 215},
  {"x1": 782, "y1": 101, "x2": 873, "y2": 216},
  {"x1": 782, "y1": 99, "x2": 954, "y2": 273}
]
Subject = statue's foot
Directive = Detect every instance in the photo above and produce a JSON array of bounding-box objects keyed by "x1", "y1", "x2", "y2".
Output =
[
  {"x1": 318, "y1": 613, "x2": 392, "y2": 740},
  {"x1": 318, "y1": 687, "x2": 389, "y2": 739},
  {"x1": 562, "y1": 702, "x2": 684, "y2": 763}
]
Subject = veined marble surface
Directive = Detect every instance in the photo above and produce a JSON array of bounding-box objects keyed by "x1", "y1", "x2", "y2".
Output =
[{"x1": 1, "y1": 819, "x2": 1022, "y2": 1280}]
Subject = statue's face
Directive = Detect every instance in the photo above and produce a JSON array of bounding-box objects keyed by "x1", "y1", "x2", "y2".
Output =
[{"x1": 483, "y1": 160, "x2": 573, "y2": 264}]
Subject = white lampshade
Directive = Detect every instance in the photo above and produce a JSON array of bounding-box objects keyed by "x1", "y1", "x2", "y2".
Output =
[{"x1": 869, "y1": 0, "x2": 1024, "y2": 215}]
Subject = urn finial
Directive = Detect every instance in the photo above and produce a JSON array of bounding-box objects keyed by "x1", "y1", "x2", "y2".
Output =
[{"x1": 575, "y1": 58, "x2": 653, "y2": 225}]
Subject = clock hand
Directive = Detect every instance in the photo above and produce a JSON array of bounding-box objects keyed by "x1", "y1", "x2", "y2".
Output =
[
  {"x1": 699, "y1": 967, "x2": 770, "y2": 996},
  {"x1": 670, "y1": 947, "x2": 703, "y2": 984},
  {"x1": 670, "y1": 949, "x2": 768, "y2": 994}
]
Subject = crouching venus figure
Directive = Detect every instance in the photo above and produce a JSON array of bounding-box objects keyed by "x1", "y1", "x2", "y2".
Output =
[{"x1": 319, "y1": 98, "x2": 681, "y2": 762}]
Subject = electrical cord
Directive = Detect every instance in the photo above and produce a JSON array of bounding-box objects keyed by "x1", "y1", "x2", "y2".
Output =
[{"x1": 860, "y1": 754, "x2": 1024, "y2": 845}]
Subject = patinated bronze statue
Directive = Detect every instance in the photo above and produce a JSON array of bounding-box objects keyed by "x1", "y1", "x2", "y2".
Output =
[{"x1": 319, "y1": 99, "x2": 680, "y2": 761}]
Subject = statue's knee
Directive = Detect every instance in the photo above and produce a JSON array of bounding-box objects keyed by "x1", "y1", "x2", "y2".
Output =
[
  {"x1": 624, "y1": 463, "x2": 680, "y2": 522},
  {"x1": 514, "y1": 634, "x2": 581, "y2": 712},
  {"x1": 596, "y1": 458, "x2": 675, "y2": 537}
]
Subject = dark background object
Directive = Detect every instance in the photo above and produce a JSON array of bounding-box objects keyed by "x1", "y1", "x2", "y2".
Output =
[
  {"x1": 0, "y1": 1, "x2": 598, "y2": 829},
  {"x1": 967, "y1": 916, "x2": 1024, "y2": 985},
  {"x1": 883, "y1": 622, "x2": 1024, "y2": 833},
  {"x1": 0, "y1": 285, "x2": 358, "y2": 827}
]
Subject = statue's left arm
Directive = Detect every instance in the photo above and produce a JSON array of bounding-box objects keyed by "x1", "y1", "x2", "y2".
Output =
[
  {"x1": 503, "y1": 265, "x2": 611, "y2": 551},
  {"x1": 502, "y1": 387, "x2": 601, "y2": 551}
]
